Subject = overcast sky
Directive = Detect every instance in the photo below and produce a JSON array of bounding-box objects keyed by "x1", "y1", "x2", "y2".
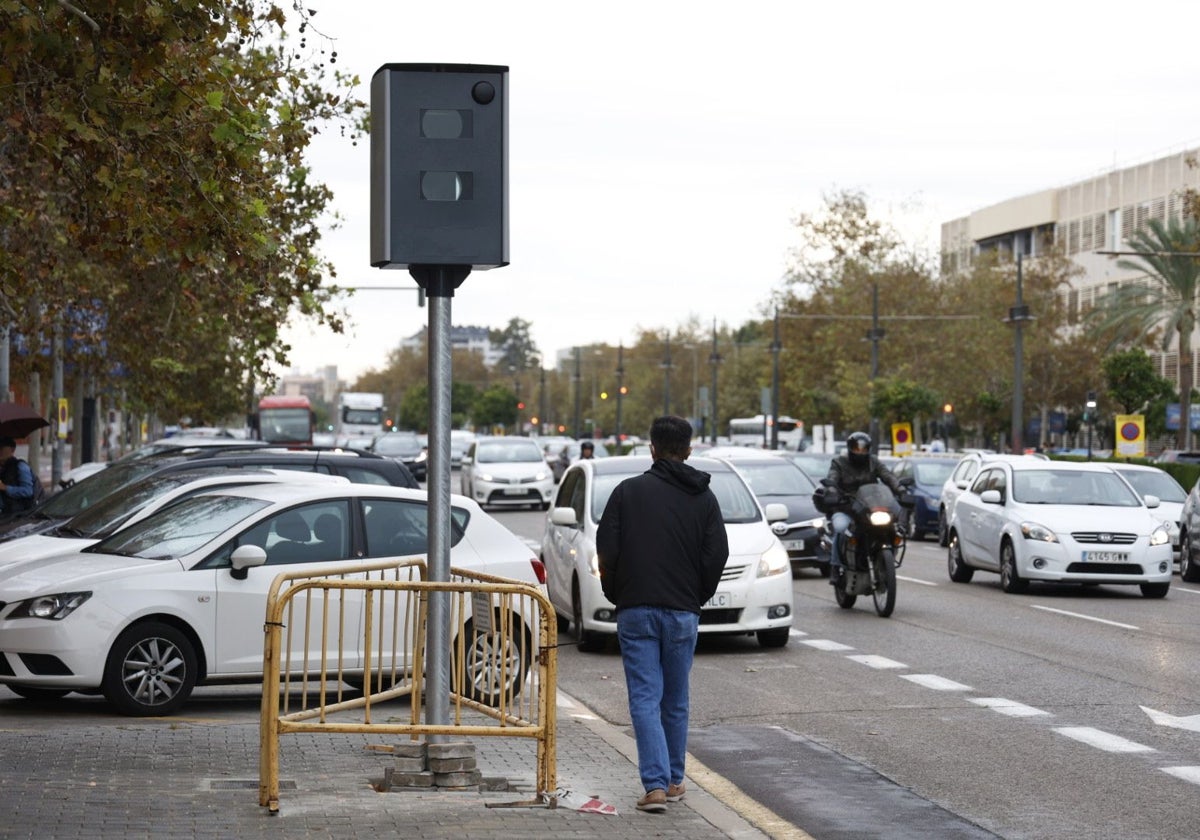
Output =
[{"x1": 278, "y1": 0, "x2": 1200, "y2": 383}]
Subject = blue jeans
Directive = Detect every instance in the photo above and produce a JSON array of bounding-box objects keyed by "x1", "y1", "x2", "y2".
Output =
[
  {"x1": 830, "y1": 511, "x2": 852, "y2": 570},
  {"x1": 616, "y1": 606, "x2": 700, "y2": 793}
]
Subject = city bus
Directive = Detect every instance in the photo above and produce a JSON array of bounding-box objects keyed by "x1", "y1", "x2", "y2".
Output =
[
  {"x1": 253, "y1": 394, "x2": 315, "y2": 446},
  {"x1": 727, "y1": 414, "x2": 804, "y2": 450}
]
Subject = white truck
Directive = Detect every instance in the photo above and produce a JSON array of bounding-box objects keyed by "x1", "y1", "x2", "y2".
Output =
[{"x1": 335, "y1": 392, "x2": 385, "y2": 446}]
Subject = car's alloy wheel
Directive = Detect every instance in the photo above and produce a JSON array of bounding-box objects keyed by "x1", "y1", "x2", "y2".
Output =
[
  {"x1": 454, "y1": 610, "x2": 532, "y2": 707},
  {"x1": 572, "y1": 577, "x2": 604, "y2": 653},
  {"x1": 947, "y1": 534, "x2": 974, "y2": 583},
  {"x1": 102, "y1": 621, "x2": 197, "y2": 716},
  {"x1": 999, "y1": 541, "x2": 1029, "y2": 594},
  {"x1": 1182, "y1": 533, "x2": 1200, "y2": 582},
  {"x1": 937, "y1": 508, "x2": 950, "y2": 547}
]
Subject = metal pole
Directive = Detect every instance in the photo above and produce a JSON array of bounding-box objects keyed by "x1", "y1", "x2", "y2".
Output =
[
  {"x1": 1011, "y1": 253, "x2": 1027, "y2": 454},
  {"x1": 662, "y1": 336, "x2": 672, "y2": 416},
  {"x1": 709, "y1": 320, "x2": 721, "y2": 444},
  {"x1": 572, "y1": 347, "x2": 582, "y2": 439},
  {"x1": 615, "y1": 343, "x2": 624, "y2": 448},
  {"x1": 409, "y1": 264, "x2": 470, "y2": 738},
  {"x1": 865, "y1": 285, "x2": 884, "y2": 448},
  {"x1": 51, "y1": 315, "x2": 63, "y2": 488},
  {"x1": 538, "y1": 367, "x2": 547, "y2": 437},
  {"x1": 771, "y1": 308, "x2": 781, "y2": 450}
]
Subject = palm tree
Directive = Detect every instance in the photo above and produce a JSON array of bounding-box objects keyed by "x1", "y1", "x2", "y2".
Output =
[{"x1": 1092, "y1": 215, "x2": 1200, "y2": 448}]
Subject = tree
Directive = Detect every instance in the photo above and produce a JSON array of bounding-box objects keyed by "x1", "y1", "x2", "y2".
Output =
[
  {"x1": 1103, "y1": 348, "x2": 1176, "y2": 438},
  {"x1": 489, "y1": 318, "x2": 540, "y2": 373},
  {"x1": 1090, "y1": 216, "x2": 1200, "y2": 447}
]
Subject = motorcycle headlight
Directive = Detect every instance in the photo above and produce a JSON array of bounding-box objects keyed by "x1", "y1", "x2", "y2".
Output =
[
  {"x1": 757, "y1": 541, "x2": 790, "y2": 578},
  {"x1": 868, "y1": 510, "x2": 893, "y2": 527},
  {"x1": 1019, "y1": 521, "x2": 1058, "y2": 543},
  {"x1": 1150, "y1": 524, "x2": 1170, "y2": 546},
  {"x1": 8, "y1": 591, "x2": 92, "y2": 621}
]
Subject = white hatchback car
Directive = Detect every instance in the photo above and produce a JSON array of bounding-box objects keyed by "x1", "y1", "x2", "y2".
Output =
[
  {"x1": 460, "y1": 436, "x2": 555, "y2": 511},
  {"x1": 541, "y1": 456, "x2": 794, "y2": 651},
  {"x1": 0, "y1": 483, "x2": 545, "y2": 715},
  {"x1": 946, "y1": 459, "x2": 1172, "y2": 597},
  {"x1": 937, "y1": 451, "x2": 1048, "y2": 546}
]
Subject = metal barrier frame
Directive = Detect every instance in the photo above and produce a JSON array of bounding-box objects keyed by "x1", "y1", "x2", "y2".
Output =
[{"x1": 257, "y1": 558, "x2": 557, "y2": 813}]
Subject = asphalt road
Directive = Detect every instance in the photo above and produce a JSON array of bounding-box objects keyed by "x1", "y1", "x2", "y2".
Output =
[{"x1": 496, "y1": 505, "x2": 1200, "y2": 840}]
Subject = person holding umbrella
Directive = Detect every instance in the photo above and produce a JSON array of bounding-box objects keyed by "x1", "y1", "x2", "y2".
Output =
[{"x1": 0, "y1": 436, "x2": 37, "y2": 516}]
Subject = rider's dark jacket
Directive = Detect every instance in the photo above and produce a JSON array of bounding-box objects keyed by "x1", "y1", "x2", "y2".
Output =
[{"x1": 826, "y1": 454, "x2": 903, "y2": 498}]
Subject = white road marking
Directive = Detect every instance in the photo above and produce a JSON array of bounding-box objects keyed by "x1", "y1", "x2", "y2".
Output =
[
  {"x1": 1174, "y1": 586, "x2": 1200, "y2": 595},
  {"x1": 970, "y1": 697, "x2": 1050, "y2": 717},
  {"x1": 1054, "y1": 727, "x2": 1155, "y2": 753},
  {"x1": 1161, "y1": 766, "x2": 1200, "y2": 785},
  {"x1": 1030, "y1": 605, "x2": 1139, "y2": 630},
  {"x1": 789, "y1": 628, "x2": 809, "y2": 637},
  {"x1": 897, "y1": 575, "x2": 937, "y2": 586},
  {"x1": 801, "y1": 639, "x2": 856, "y2": 652},
  {"x1": 901, "y1": 674, "x2": 972, "y2": 691},
  {"x1": 846, "y1": 654, "x2": 908, "y2": 669},
  {"x1": 1141, "y1": 705, "x2": 1200, "y2": 733}
]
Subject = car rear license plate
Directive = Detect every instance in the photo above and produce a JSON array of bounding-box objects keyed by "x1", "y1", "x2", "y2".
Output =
[
  {"x1": 1083, "y1": 550, "x2": 1129, "y2": 563},
  {"x1": 783, "y1": 539, "x2": 806, "y2": 551},
  {"x1": 503, "y1": 487, "x2": 525, "y2": 496},
  {"x1": 703, "y1": 592, "x2": 731, "y2": 609}
]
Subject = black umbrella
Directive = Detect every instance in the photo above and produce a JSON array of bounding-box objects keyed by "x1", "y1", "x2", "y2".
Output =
[{"x1": 0, "y1": 402, "x2": 50, "y2": 440}]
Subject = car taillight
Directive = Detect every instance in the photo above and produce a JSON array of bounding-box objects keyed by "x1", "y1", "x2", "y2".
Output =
[{"x1": 529, "y1": 557, "x2": 547, "y2": 584}]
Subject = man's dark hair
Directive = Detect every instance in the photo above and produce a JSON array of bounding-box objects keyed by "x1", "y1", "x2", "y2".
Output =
[
  {"x1": 650, "y1": 415, "x2": 692, "y2": 460},
  {"x1": 0, "y1": 436, "x2": 14, "y2": 450}
]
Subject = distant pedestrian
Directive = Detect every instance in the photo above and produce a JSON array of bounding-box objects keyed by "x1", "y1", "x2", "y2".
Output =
[
  {"x1": 0, "y1": 436, "x2": 37, "y2": 517},
  {"x1": 579, "y1": 440, "x2": 595, "y2": 459},
  {"x1": 597, "y1": 415, "x2": 729, "y2": 813}
]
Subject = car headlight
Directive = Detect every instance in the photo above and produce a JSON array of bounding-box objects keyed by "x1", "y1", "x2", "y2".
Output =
[
  {"x1": 8, "y1": 591, "x2": 92, "y2": 620},
  {"x1": 757, "y1": 541, "x2": 790, "y2": 578},
  {"x1": 1150, "y1": 524, "x2": 1171, "y2": 546},
  {"x1": 535, "y1": 470, "x2": 550, "y2": 481},
  {"x1": 1019, "y1": 521, "x2": 1058, "y2": 543},
  {"x1": 478, "y1": 471, "x2": 494, "y2": 482},
  {"x1": 414, "y1": 451, "x2": 427, "y2": 463},
  {"x1": 587, "y1": 552, "x2": 600, "y2": 578}
]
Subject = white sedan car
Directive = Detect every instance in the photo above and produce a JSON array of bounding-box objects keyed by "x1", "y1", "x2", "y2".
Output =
[
  {"x1": 460, "y1": 436, "x2": 555, "y2": 511},
  {"x1": 0, "y1": 469, "x2": 349, "y2": 573},
  {"x1": 0, "y1": 483, "x2": 545, "y2": 715},
  {"x1": 541, "y1": 456, "x2": 794, "y2": 651},
  {"x1": 946, "y1": 460, "x2": 1172, "y2": 597}
]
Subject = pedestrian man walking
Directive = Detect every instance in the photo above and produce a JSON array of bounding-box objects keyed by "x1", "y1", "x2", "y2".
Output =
[{"x1": 597, "y1": 415, "x2": 729, "y2": 813}]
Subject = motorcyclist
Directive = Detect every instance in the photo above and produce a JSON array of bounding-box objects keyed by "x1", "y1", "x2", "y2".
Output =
[{"x1": 822, "y1": 431, "x2": 903, "y2": 585}]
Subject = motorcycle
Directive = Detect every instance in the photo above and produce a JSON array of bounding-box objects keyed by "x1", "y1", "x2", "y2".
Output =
[{"x1": 816, "y1": 480, "x2": 913, "y2": 618}]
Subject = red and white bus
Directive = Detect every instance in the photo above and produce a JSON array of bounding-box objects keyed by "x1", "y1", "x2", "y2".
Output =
[{"x1": 254, "y1": 395, "x2": 315, "y2": 446}]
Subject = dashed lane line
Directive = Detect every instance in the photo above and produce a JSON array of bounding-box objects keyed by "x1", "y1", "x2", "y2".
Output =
[
  {"x1": 897, "y1": 575, "x2": 937, "y2": 586},
  {"x1": 1161, "y1": 766, "x2": 1200, "y2": 785},
  {"x1": 846, "y1": 654, "x2": 908, "y2": 669},
  {"x1": 969, "y1": 697, "x2": 1051, "y2": 717},
  {"x1": 800, "y1": 639, "x2": 856, "y2": 652},
  {"x1": 901, "y1": 674, "x2": 972, "y2": 691},
  {"x1": 1030, "y1": 604, "x2": 1139, "y2": 630},
  {"x1": 1054, "y1": 726, "x2": 1155, "y2": 753}
]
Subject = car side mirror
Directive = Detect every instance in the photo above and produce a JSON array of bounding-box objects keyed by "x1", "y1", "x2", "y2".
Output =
[
  {"x1": 550, "y1": 507, "x2": 579, "y2": 527},
  {"x1": 1144, "y1": 494, "x2": 1161, "y2": 509},
  {"x1": 764, "y1": 502, "x2": 789, "y2": 523},
  {"x1": 980, "y1": 489, "x2": 1003, "y2": 505},
  {"x1": 230, "y1": 544, "x2": 267, "y2": 580}
]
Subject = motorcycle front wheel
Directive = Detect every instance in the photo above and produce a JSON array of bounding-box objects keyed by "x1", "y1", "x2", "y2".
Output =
[
  {"x1": 872, "y1": 547, "x2": 897, "y2": 617},
  {"x1": 833, "y1": 569, "x2": 857, "y2": 609}
]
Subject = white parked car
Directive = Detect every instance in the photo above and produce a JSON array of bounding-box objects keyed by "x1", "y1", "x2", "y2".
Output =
[
  {"x1": 0, "y1": 483, "x2": 545, "y2": 715},
  {"x1": 541, "y1": 456, "x2": 794, "y2": 651},
  {"x1": 0, "y1": 469, "x2": 348, "y2": 572},
  {"x1": 460, "y1": 436, "x2": 555, "y2": 511},
  {"x1": 946, "y1": 459, "x2": 1173, "y2": 597}
]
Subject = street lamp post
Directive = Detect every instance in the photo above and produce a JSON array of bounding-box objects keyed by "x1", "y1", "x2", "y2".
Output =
[
  {"x1": 1085, "y1": 390, "x2": 1097, "y2": 460},
  {"x1": 708, "y1": 319, "x2": 722, "y2": 444},
  {"x1": 615, "y1": 343, "x2": 625, "y2": 448},
  {"x1": 770, "y1": 308, "x2": 781, "y2": 450},
  {"x1": 864, "y1": 285, "x2": 885, "y2": 448},
  {"x1": 1004, "y1": 252, "x2": 1035, "y2": 454},
  {"x1": 661, "y1": 336, "x2": 673, "y2": 415},
  {"x1": 572, "y1": 347, "x2": 582, "y2": 439}
]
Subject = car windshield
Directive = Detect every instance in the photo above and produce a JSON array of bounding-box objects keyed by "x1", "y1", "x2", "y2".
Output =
[
  {"x1": 373, "y1": 435, "x2": 423, "y2": 456},
  {"x1": 1012, "y1": 469, "x2": 1142, "y2": 506},
  {"x1": 733, "y1": 461, "x2": 814, "y2": 496},
  {"x1": 788, "y1": 453, "x2": 835, "y2": 480},
  {"x1": 590, "y1": 469, "x2": 762, "y2": 524},
  {"x1": 88, "y1": 494, "x2": 272, "y2": 560},
  {"x1": 1114, "y1": 468, "x2": 1187, "y2": 502},
  {"x1": 913, "y1": 461, "x2": 955, "y2": 487},
  {"x1": 38, "y1": 458, "x2": 184, "y2": 519},
  {"x1": 477, "y1": 440, "x2": 544, "y2": 463},
  {"x1": 54, "y1": 471, "x2": 213, "y2": 538}
]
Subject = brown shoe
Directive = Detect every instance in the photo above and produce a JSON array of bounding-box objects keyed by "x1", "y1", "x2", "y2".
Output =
[
  {"x1": 636, "y1": 789, "x2": 667, "y2": 813},
  {"x1": 666, "y1": 782, "x2": 686, "y2": 802}
]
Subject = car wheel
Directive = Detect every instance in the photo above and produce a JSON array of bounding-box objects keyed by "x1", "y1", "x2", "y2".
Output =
[
  {"x1": 101, "y1": 621, "x2": 197, "y2": 716},
  {"x1": 572, "y1": 577, "x2": 605, "y2": 653},
  {"x1": 8, "y1": 685, "x2": 71, "y2": 702},
  {"x1": 937, "y1": 508, "x2": 950, "y2": 547},
  {"x1": 1182, "y1": 532, "x2": 1200, "y2": 582},
  {"x1": 999, "y1": 540, "x2": 1029, "y2": 594},
  {"x1": 454, "y1": 609, "x2": 532, "y2": 707},
  {"x1": 540, "y1": 501, "x2": 550, "y2": 512},
  {"x1": 756, "y1": 627, "x2": 790, "y2": 648},
  {"x1": 1140, "y1": 581, "x2": 1170, "y2": 598},
  {"x1": 947, "y1": 533, "x2": 974, "y2": 583}
]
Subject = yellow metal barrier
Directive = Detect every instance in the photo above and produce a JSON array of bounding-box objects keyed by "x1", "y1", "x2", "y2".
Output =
[{"x1": 256, "y1": 558, "x2": 557, "y2": 814}]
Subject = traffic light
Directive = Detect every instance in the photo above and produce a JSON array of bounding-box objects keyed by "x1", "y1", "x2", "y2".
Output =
[
  {"x1": 1084, "y1": 391, "x2": 1097, "y2": 423},
  {"x1": 517, "y1": 401, "x2": 525, "y2": 410}
]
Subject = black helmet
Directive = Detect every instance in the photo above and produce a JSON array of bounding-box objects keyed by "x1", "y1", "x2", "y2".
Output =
[{"x1": 847, "y1": 431, "x2": 871, "y2": 467}]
